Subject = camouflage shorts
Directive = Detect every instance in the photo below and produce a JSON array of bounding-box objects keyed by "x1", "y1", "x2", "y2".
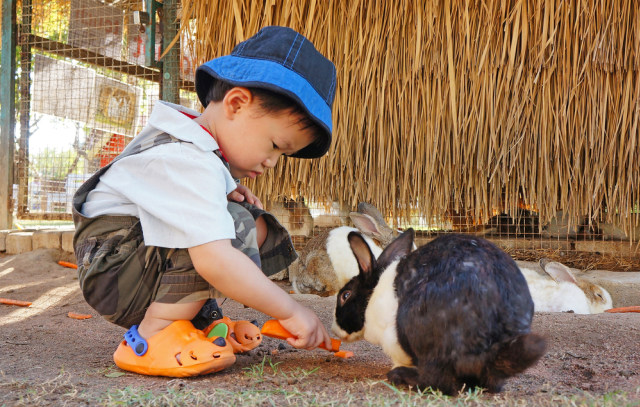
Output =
[{"x1": 73, "y1": 202, "x2": 297, "y2": 328}]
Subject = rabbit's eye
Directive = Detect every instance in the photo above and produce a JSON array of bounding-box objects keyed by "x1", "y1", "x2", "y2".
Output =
[
  {"x1": 596, "y1": 293, "x2": 603, "y2": 299},
  {"x1": 340, "y1": 290, "x2": 351, "y2": 305}
]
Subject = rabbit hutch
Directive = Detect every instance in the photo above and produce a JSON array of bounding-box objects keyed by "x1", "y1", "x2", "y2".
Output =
[{"x1": 2, "y1": 0, "x2": 639, "y2": 276}]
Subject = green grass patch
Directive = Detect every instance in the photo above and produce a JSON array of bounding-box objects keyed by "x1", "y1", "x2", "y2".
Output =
[
  {"x1": 242, "y1": 356, "x2": 320, "y2": 385},
  {"x1": 1, "y1": 369, "x2": 639, "y2": 407}
]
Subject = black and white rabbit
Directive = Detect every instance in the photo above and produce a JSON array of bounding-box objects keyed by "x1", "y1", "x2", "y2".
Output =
[{"x1": 332, "y1": 230, "x2": 547, "y2": 395}]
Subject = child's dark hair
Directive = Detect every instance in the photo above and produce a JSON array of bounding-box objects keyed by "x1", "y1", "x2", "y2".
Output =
[{"x1": 205, "y1": 79, "x2": 324, "y2": 155}]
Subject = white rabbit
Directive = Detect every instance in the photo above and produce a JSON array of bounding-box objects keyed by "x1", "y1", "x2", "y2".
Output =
[
  {"x1": 520, "y1": 258, "x2": 613, "y2": 314},
  {"x1": 288, "y1": 202, "x2": 397, "y2": 296}
]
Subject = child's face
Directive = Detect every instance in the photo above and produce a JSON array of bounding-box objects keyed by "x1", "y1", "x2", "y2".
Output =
[{"x1": 215, "y1": 89, "x2": 315, "y2": 179}]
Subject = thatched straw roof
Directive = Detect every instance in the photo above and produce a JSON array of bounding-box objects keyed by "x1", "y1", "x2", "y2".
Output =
[{"x1": 178, "y1": 0, "x2": 639, "y2": 235}]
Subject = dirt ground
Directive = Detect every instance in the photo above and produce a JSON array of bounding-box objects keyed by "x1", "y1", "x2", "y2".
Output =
[{"x1": 1, "y1": 249, "x2": 639, "y2": 405}]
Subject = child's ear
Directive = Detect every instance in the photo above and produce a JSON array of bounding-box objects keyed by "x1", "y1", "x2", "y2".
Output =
[{"x1": 223, "y1": 87, "x2": 253, "y2": 118}]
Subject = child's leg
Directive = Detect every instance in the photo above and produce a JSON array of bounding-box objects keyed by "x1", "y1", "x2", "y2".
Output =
[{"x1": 137, "y1": 300, "x2": 205, "y2": 339}]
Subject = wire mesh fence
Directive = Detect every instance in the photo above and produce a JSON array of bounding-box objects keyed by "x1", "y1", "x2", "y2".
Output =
[
  {"x1": 15, "y1": 0, "x2": 194, "y2": 219},
  {"x1": 10, "y1": 0, "x2": 640, "y2": 272}
]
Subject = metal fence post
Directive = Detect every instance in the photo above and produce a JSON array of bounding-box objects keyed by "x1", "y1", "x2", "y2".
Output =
[
  {"x1": 1, "y1": 0, "x2": 17, "y2": 229},
  {"x1": 17, "y1": 0, "x2": 32, "y2": 219},
  {"x1": 161, "y1": 0, "x2": 179, "y2": 103}
]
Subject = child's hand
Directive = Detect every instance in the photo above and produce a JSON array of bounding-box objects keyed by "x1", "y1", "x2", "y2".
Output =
[
  {"x1": 227, "y1": 184, "x2": 263, "y2": 209},
  {"x1": 279, "y1": 305, "x2": 332, "y2": 350}
]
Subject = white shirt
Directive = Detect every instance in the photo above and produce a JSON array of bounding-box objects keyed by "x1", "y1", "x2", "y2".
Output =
[{"x1": 81, "y1": 101, "x2": 238, "y2": 248}]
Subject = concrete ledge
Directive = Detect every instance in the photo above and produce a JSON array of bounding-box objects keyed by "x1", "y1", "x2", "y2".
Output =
[
  {"x1": 574, "y1": 240, "x2": 640, "y2": 256},
  {"x1": 1, "y1": 229, "x2": 75, "y2": 255},
  {"x1": 32, "y1": 229, "x2": 62, "y2": 250},
  {"x1": 0, "y1": 230, "x2": 8, "y2": 251},
  {"x1": 416, "y1": 235, "x2": 640, "y2": 258},
  {"x1": 6, "y1": 232, "x2": 34, "y2": 254},
  {"x1": 62, "y1": 230, "x2": 75, "y2": 253}
]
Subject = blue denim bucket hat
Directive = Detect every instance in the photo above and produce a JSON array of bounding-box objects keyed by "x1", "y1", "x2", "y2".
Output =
[{"x1": 195, "y1": 26, "x2": 337, "y2": 159}]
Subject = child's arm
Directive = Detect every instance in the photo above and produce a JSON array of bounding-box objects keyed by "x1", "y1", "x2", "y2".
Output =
[{"x1": 188, "y1": 240, "x2": 331, "y2": 350}]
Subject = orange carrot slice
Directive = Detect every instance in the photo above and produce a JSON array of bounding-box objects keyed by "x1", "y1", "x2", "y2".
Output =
[
  {"x1": 605, "y1": 306, "x2": 640, "y2": 313},
  {"x1": 67, "y1": 312, "x2": 92, "y2": 320},
  {"x1": 58, "y1": 261, "x2": 78, "y2": 269},
  {"x1": 322, "y1": 338, "x2": 342, "y2": 352},
  {"x1": 260, "y1": 319, "x2": 341, "y2": 352},
  {"x1": 261, "y1": 319, "x2": 293, "y2": 340},
  {"x1": 0, "y1": 298, "x2": 32, "y2": 307},
  {"x1": 334, "y1": 350, "x2": 354, "y2": 359}
]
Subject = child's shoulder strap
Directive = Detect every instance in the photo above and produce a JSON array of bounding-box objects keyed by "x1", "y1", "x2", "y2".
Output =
[
  {"x1": 72, "y1": 132, "x2": 180, "y2": 214},
  {"x1": 116, "y1": 131, "x2": 180, "y2": 163}
]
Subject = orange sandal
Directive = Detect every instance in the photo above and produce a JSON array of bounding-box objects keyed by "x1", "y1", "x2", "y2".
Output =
[
  {"x1": 113, "y1": 320, "x2": 236, "y2": 377},
  {"x1": 202, "y1": 316, "x2": 262, "y2": 353}
]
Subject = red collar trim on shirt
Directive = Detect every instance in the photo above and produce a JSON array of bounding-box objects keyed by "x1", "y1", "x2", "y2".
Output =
[{"x1": 180, "y1": 111, "x2": 229, "y2": 162}]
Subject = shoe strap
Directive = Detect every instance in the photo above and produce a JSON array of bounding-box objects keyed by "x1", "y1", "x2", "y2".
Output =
[
  {"x1": 124, "y1": 325, "x2": 148, "y2": 356},
  {"x1": 207, "y1": 322, "x2": 229, "y2": 339}
]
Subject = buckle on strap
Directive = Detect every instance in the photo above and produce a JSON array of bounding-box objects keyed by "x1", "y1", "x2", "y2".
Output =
[{"x1": 124, "y1": 325, "x2": 148, "y2": 356}]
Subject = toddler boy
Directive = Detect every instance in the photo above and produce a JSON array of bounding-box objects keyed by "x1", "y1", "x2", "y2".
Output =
[{"x1": 72, "y1": 26, "x2": 336, "y2": 377}]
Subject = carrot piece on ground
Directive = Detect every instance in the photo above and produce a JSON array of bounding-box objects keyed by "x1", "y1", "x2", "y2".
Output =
[
  {"x1": 334, "y1": 350, "x2": 354, "y2": 359},
  {"x1": 0, "y1": 298, "x2": 32, "y2": 307},
  {"x1": 0, "y1": 298, "x2": 31, "y2": 307},
  {"x1": 605, "y1": 306, "x2": 640, "y2": 313},
  {"x1": 67, "y1": 312, "x2": 93, "y2": 320},
  {"x1": 58, "y1": 261, "x2": 78, "y2": 269},
  {"x1": 260, "y1": 319, "x2": 342, "y2": 352}
]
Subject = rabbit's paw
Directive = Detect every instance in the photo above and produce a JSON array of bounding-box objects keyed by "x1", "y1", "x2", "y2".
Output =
[{"x1": 387, "y1": 366, "x2": 419, "y2": 387}]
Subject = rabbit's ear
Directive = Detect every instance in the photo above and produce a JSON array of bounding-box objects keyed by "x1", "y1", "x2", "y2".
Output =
[
  {"x1": 348, "y1": 231, "x2": 376, "y2": 278},
  {"x1": 356, "y1": 202, "x2": 389, "y2": 225},
  {"x1": 376, "y1": 229, "x2": 415, "y2": 271},
  {"x1": 539, "y1": 259, "x2": 579, "y2": 284},
  {"x1": 350, "y1": 212, "x2": 386, "y2": 238}
]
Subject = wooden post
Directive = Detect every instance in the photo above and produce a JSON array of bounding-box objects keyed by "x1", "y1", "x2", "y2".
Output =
[{"x1": 1, "y1": 0, "x2": 17, "y2": 229}]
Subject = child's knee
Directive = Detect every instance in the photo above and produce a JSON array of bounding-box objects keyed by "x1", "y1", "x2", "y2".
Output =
[{"x1": 256, "y1": 215, "x2": 268, "y2": 247}]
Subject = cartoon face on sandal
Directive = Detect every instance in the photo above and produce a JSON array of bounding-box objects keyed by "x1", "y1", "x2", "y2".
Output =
[{"x1": 202, "y1": 316, "x2": 262, "y2": 353}]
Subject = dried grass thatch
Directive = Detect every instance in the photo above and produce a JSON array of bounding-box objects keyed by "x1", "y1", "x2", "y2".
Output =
[{"x1": 178, "y1": 0, "x2": 640, "y2": 237}]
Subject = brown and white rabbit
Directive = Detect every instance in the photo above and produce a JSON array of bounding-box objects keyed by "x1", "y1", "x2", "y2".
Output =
[
  {"x1": 332, "y1": 230, "x2": 547, "y2": 395},
  {"x1": 289, "y1": 202, "x2": 398, "y2": 296},
  {"x1": 519, "y1": 259, "x2": 612, "y2": 314},
  {"x1": 266, "y1": 196, "x2": 314, "y2": 238}
]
